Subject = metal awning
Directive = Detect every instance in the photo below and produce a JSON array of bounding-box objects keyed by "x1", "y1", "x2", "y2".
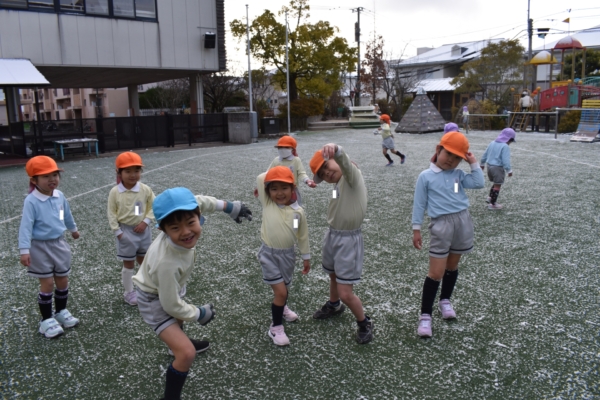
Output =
[{"x1": 0, "y1": 58, "x2": 49, "y2": 87}]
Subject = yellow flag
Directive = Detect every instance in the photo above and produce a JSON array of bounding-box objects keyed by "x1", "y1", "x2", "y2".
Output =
[{"x1": 562, "y1": 18, "x2": 570, "y2": 23}]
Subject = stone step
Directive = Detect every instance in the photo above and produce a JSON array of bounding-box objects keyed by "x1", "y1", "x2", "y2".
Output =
[{"x1": 307, "y1": 120, "x2": 350, "y2": 131}]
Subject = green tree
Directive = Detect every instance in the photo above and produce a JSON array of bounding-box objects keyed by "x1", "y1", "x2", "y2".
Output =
[
  {"x1": 451, "y1": 39, "x2": 525, "y2": 110},
  {"x1": 230, "y1": 0, "x2": 356, "y2": 101},
  {"x1": 563, "y1": 49, "x2": 600, "y2": 80}
]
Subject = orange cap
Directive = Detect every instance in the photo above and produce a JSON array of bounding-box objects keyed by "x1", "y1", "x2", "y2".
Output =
[
  {"x1": 275, "y1": 136, "x2": 297, "y2": 149},
  {"x1": 309, "y1": 150, "x2": 326, "y2": 183},
  {"x1": 265, "y1": 166, "x2": 295, "y2": 185},
  {"x1": 439, "y1": 131, "x2": 469, "y2": 160},
  {"x1": 379, "y1": 114, "x2": 391, "y2": 124},
  {"x1": 25, "y1": 156, "x2": 63, "y2": 177},
  {"x1": 116, "y1": 152, "x2": 144, "y2": 169}
]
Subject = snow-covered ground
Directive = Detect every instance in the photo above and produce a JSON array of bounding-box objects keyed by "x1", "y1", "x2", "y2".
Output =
[{"x1": 0, "y1": 129, "x2": 598, "y2": 399}]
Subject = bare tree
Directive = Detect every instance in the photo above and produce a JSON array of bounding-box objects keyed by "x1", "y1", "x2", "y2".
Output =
[
  {"x1": 360, "y1": 35, "x2": 386, "y2": 103},
  {"x1": 202, "y1": 67, "x2": 246, "y2": 113},
  {"x1": 139, "y1": 78, "x2": 190, "y2": 112},
  {"x1": 384, "y1": 45, "x2": 420, "y2": 121}
]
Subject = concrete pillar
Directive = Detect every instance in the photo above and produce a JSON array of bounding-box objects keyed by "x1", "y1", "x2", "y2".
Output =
[
  {"x1": 4, "y1": 87, "x2": 21, "y2": 123},
  {"x1": 127, "y1": 84, "x2": 140, "y2": 116},
  {"x1": 190, "y1": 74, "x2": 204, "y2": 114}
]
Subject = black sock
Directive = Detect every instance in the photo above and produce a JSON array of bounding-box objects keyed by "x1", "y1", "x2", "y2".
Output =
[
  {"x1": 490, "y1": 188, "x2": 500, "y2": 204},
  {"x1": 385, "y1": 154, "x2": 393, "y2": 163},
  {"x1": 440, "y1": 269, "x2": 459, "y2": 300},
  {"x1": 38, "y1": 292, "x2": 53, "y2": 320},
  {"x1": 357, "y1": 315, "x2": 370, "y2": 326},
  {"x1": 164, "y1": 364, "x2": 188, "y2": 400},
  {"x1": 488, "y1": 186, "x2": 495, "y2": 198},
  {"x1": 55, "y1": 287, "x2": 68, "y2": 313},
  {"x1": 420, "y1": 277, "x2": 440, "y2": 315},
  {"x1": 271, "y1": 303, "x2": 284, "y2": 326},
  {"x1": 395, "y1": 151, "x2": 405, "y2": 158},
  {"x1": 327, "y1": 300, "x2": 340, "y2": 307}
]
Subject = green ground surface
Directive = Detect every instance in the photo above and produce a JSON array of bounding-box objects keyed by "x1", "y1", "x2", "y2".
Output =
[{"x1": 0, "y1": 129, "x2": 598, "y2": 399}]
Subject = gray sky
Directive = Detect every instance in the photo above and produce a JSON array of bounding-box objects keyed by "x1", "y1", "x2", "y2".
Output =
[{"x1": 224, "y1": 0, "x2": 600, "y2": 71}]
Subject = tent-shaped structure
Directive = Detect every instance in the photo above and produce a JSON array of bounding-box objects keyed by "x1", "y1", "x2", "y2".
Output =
[{"x1": 395, "y1": 89, "x2": 446, "y2": 133}]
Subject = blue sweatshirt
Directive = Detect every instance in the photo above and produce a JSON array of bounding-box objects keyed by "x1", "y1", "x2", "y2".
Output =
[
  {"x1": 412, "y1": 162, "x2": 484, "y2": 229},
  {"x1": 18, "y1": 189, "x2": 77, "y2": 254},
  {"x1": 480, "y1": 141, "x2": 512, "y2": 173}
]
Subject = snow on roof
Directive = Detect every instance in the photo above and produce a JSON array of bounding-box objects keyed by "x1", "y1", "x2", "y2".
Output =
[
  {"x1": 409, "y1": 78, "x2": 457, "y2": 93},
  {"x1": 394, "y1": 39, "x2": 504, "y2": 68}
]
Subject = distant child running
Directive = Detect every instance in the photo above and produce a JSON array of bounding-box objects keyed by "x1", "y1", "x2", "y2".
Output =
[
  {"x1": 256, "y1": 166, "x2": 310, "y2": 346},
  {"x1": 412, "y1": 132, "x2": 484, "y2": 338},
  {"x1": 133, "y1": 187, "x2": 252, "y2": 400},
  {"x1": 266, "y1": 136, "x2": 316, "y2": 205},
  {"x1": 309, "y1": 143, "x2": 373, "y2": 344},
  {"x1": 107, "y1": 152, "x2": 155, "y2": 306},
  {"x1": 18, "y1": 156, "x2": 80, "y2": 338},
  {"x1": 480, "y1": 128, "x2": 516, "y2": 210},
  {"x1": 377, "y1": 114, "x2": 405, "y2": 166}
]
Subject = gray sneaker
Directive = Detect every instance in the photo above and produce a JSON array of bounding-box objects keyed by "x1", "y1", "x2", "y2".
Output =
[
  {"x1": 313, "y1": 302, "x2": 346, "y2": 319},
  {"x1": 356, "y1": 318, "x2": 374, "y2": 344}
]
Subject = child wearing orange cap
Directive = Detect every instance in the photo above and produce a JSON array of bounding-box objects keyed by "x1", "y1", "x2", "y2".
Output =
[
  {"x1": 107, "y1": 151, "x2": 155, "y2": 306},
  {"x1": 309, "y1": 144, "x2": 373, "y2": 344},
  {"x1": 266, "y1": 135, "x2": 316, "y2": 205},
  {"x1": 377, "y1": 114, "x2": 405, "y2": 166},
  {"x1": 256, "y1": 166, "x2": 311, "y2": 346},
  {"x1": 18, "y1": 156, "x2": 80, "y2": 338},
  {"x1": 412, "y1": 132, "x2": 484, "y2": 338}
]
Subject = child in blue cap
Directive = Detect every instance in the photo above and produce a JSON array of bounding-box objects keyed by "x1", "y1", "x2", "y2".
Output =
[
  {"x1": 480, "y1": 128, "x2": 516, "y2": 210},
  {"x1": 133, "y1": 188, "x2": 251, "y2": 400}
]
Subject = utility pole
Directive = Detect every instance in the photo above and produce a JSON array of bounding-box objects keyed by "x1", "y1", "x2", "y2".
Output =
[
  {"x1": 246, "y1": 4, "x2": 253, "y2": 112},
  {"x1": 285, "y1": 10, "x2": 291, "y2": 134},
  {"x1": 352, "y1": 7, "x2": 363, "y2": 107},
  {"x1": 525, "y1": 0, "x2": 533, "y2": 92}
]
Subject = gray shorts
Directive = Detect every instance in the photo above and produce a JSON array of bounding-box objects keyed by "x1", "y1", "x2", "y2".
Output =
[
  {"x1": 116, "y1": 224, "x2": 152, "y2": 261},
  {"x1": 322, "y1": 227, "x2": 363, "y2": 285},
  {"x1": 257, "y1": 244, "x2": 295, "y2": 287},
  {"x1": 428, "y1": 209, "x2": 474, "y2": 258},
  {"x1": 136, "y1": 288, "x2": 179, "y2": 336},
  {"x1": 381, "y1": 137, "x2": 395, "y2": 150},
  {"x1": 487, "y1": 165, "x2": 506, "y2": 185},
  {"x1": 27, "y1": 236, "x2": 72, "y2": 279}
]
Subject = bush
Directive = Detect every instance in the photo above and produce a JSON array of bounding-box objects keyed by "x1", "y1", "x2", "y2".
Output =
[
  {"x1": 278, "y1": 98, "x2": 324, "y2": 119},
  {"x1": 558, "y1": 110, "x2": 581, "y2": 133}
]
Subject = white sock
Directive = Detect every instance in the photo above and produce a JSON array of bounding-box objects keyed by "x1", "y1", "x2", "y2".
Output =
[{"x1": 122, "y1": 267, "x2": 134, "y2": 294}]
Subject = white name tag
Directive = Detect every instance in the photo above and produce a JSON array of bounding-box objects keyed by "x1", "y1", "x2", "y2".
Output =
[
  {"x1": 332, "y1": 189, "x2": 337, "y2": 199},
  {"x1": 454, "y1": 179, "x2": 459, "y2": 193},
  {"x1": 293, "y1": 218, "x2": 298, "y2": 229},
  {"x1": 59, "y1": 209, "x2": 64, "y2": 221},
  {"x1": 135, "y1": 205, "x2": 140, "y2": 216}
]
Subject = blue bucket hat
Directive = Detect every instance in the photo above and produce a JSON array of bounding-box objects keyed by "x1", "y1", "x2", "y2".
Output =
[{"x1": 153, "y1": 187, "x2": 198, "y2": 223}]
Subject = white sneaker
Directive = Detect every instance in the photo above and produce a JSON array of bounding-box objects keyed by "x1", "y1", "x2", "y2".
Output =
[
  {"x1": 39, "y1": 317, "x2": 64, "y2": 338},
  {"x1": 54, "y1": 309, "x2": 80, "y2": 328},
  {"x1": 124, "y1": 291, "x2": 138, "y2": 306},
  {"x1": 283, "y1": 305, "x2": 298, "y2": 322},
  {"x1": 488, "y1": 203, "x2": 503, "y2": 210},
  {"x1": 268, "y1": 324, "x2": 290, "y2": 346}
]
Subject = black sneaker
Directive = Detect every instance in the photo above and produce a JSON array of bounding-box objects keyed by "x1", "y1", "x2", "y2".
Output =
[
  {"x1": 312, "y1": 302, "x2": 346, "y2": 319},
  {"x1": 356, "y1": 318, "x2": 374, "y2": 344},
  {"x1": 167, "y1": 339, "x2": 210, "y2": 356}
]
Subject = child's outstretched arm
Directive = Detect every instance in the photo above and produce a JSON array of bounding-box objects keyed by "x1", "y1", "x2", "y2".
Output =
[{"x1": 195, "y1": 195, "x2": 253, "y2": 223}]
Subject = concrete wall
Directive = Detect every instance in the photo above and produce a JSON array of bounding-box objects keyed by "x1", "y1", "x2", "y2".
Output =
[{"x1": 0, "y1": 0, "x2": 219, "y2": 72}]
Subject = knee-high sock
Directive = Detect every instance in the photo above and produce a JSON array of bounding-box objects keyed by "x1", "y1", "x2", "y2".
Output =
[
  {"x1": 272, "y1": 303, "x2": 284, "y2": 326},
  {"x1": 490, "y1": 188, "x2": 500, "y2": 205},
  {"x1": 420, "y1": 277, "x2": 440, "y2": 315},
  {"x1": 384, "y1": 153, "x2": 393, "y2": 163},
  {"x1": 395, "y1": 150, "x2": 405, "y2": 158},
  {"x1": 440, "y1": 269, "x2": 459, "y2": 300},
  {"x1": 122, "y1": 267, "x2": 134, "y2": 294},
  {"x1": 55, "y1": 287, "x2": 68, "y2": 312},
  {"x1": 164, "y1": 364, "x2": 188, "y2": 400},
  {"x1": 38, "y1": 292, "x2": 53, "y2": 320}
]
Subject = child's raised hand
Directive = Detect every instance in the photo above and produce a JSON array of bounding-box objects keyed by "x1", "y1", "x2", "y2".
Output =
[
  {"x1": 253, "y1": 187, "x2": 259, "y2": 197},
  {"x1": 465, "y1": 151, "x2": 477, "y2": 164},
  {"x1": 322, "y1": 143, "x2": 338, "y2": 160},
  {"x1": 412, "y1": 230, "x2": 422, "y2": 250},
  {"x1": 20, "y1": 254, "x2": 30, "y2": 267},
  {"x1": 133, "y1": 221, "x2": 147, "y2": 233},
  {"x1": 306, "y1": 180, "x2": 317, "y2": 188},
  {"x1": 71, "y1": 231, "x2": 80, "y2": 239},
  {"x1": 302, "y1": 259, "x2": 311, "y2": 274}
]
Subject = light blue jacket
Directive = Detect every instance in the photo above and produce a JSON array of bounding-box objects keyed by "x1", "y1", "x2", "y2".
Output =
[
  {"x1": 480, "y1": 141, "x2": 512, "y2": 173},
  {"x1": 18, "y1": 189, "x2": 77, "y2": 253},
  {"x1": 412, "y1": 163, "x2": 484, "y2": 229}
]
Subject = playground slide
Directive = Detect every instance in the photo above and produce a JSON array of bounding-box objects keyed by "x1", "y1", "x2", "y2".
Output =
[{"x1": 570, "y1": 107, "x2": 600, "y2": 143}]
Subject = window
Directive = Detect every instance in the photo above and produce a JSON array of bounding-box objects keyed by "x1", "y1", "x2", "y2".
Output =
[
  {"x1": 0, "y1": 1, "x2": 27, "y2": 9},
  {"x1": 62, "y1": 88, "x2": 70, "y2": 95},
  {"x1": 135, "y1": 0, "x2": 154, "y2": 19},
  {"x1": 83, "y1": 99, "x2": 86, "y2": 106},
  {"x1": 60, "y1": 0, "x2": 83, "y2": 12},
  {"x1": 112, "y1": 0, "x2": 133, "y2": 18},
  {"x1": 28, "y1": 0, "x2": 53, "y2": 10},
  {"x1": 86, "y1": 0, "x2": 108, "y2": 15},
  {"x1": 0, "y1": 0, "x2": 157, "y2": 21}
]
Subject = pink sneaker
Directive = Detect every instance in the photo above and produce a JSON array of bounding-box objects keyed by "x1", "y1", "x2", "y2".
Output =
[
  {"x1": 438, "y1": 299, "x2": 457, "y2": 319},
  {"x1": 268, "y1": 324, "x2": 290, "y2": 346},
  {"x1": 124, "y1": 290, "x2": 137, "y2": 306},
  {"x1": 488, "y1": 203, "x2": 503, "y2": 210},
  {"x1": 283, "y1": 305, "x2": 298, "y2": 322},
  {"x1": 417, "y1": 314, "x2": 432, "y2": 338}
]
